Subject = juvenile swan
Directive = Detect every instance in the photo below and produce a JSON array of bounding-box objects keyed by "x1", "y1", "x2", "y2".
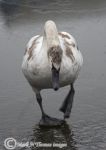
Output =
[{"x1": 22, "y1": 20, "x2": 83, "y2": 126}]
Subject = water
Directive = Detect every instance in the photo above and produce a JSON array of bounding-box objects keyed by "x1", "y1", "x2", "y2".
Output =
[{"x1": 0, "y1": 0, "x2": 106, "y2": 149}]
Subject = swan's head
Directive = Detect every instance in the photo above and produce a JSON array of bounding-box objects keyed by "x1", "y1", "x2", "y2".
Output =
[{"x1": 48, "y1": 45, "x2": 63, "y2": 91}]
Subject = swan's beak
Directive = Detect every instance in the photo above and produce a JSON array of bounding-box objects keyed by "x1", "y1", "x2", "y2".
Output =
[{"x1": 52, "y1": 65, "x2": 60, "y2": 91}]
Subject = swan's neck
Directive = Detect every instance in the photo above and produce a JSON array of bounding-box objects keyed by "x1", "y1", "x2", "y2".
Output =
[
  {"x1": 42, "y1": 21, "x2": 62, "y2": 72},
  {"x1": 43, "y1": 20, "x2": 60, "y2": 48}
]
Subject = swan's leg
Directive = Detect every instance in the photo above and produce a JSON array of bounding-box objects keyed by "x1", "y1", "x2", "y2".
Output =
[
  {"x1": 35, "y1": 91, "x2": 46, "y2": 117},
  {"x1": 59, "y1": 84, "x2": 75, "y2": 119},
  {"x1": 64, "y1": 84, "x2": 75, "y2": 118},
  {"x1": 33, "y1": 88, "x2": 64, "y2": 126}
]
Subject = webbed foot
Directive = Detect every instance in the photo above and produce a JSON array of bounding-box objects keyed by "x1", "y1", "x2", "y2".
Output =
[{"x1": 39, "y1": 114, "x2": 65, "y2": 127}]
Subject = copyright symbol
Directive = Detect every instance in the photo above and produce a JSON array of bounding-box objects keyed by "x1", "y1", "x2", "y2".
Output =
[{"x1": 4, "y1": 137, "x2": 17, "y2": 150}]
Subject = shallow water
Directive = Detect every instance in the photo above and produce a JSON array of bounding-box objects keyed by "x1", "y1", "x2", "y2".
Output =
[{"x1": 0, "y1": 0, "x2": 106, "y2": 150}]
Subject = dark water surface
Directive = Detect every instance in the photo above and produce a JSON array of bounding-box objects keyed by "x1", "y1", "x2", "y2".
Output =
[{"x1": 0, "y1": 0, "x2": 106, "y2": 149}]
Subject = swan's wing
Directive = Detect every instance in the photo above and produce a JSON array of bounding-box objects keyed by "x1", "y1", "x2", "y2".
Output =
[
  {"x1": 59, "y1": 32, "x2": 79, "y2": 62},
  {"x1": 24, "y1": 35, "x2": 41, "y2": 61},
  {"x1": 58, "y1": 31, "x2": 78, "y2": 50}
]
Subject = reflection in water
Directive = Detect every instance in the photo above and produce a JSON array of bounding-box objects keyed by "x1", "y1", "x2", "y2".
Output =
[
  {"x1": 0, "y1": 0, "x2": 20, "y2": 26},
  {"x1": 0, "y1": 0, "x2": 19, "y2": 14},
  {"x1": 31, "y1": 123, "x2": 77, "y2": 150},
  {"x1": 1, "y1": 0, "x2": 106, "y2": 27}
]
